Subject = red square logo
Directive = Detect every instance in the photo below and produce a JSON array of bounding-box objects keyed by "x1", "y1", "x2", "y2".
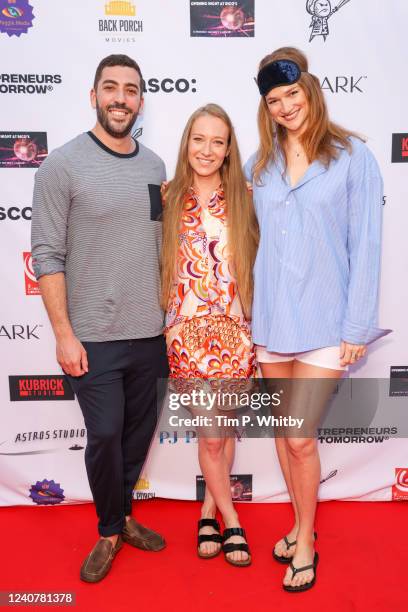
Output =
[
  {"x1": 392, "y1": 468, "x2": 408, "y2": 501},
  {"x1": 23, "y1": 252, "x2": 40, "y2": 295}
]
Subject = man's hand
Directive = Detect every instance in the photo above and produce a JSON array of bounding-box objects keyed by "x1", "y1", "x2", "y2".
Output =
[
  {"x1": 57, "y1": 333, "x2": 88, "y2": 377},
  {"x1": 340, "y1": 341, "x2": 367, "y2": 366}
]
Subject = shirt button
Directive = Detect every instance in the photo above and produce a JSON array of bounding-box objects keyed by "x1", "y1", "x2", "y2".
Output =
[{"x1": 282, "y1": 229, "x2": 287, "y2": 235}]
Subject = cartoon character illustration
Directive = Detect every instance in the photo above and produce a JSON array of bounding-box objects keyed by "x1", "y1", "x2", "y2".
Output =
[{"x1": 306, "y1": 0, "x2": 351, "y2": 42}]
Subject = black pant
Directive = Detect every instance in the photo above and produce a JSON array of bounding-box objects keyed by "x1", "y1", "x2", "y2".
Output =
[{"x1": 67, "y1": 335, "x2": 168, "y2": 537}]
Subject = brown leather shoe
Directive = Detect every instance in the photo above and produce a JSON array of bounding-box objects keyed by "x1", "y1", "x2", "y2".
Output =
[
  {"x1": 80, "y1": 535, "x2": 123, "y2": 583},
  {"x1": 122, "y1": 517, "x2": 166, "y2": 551}
]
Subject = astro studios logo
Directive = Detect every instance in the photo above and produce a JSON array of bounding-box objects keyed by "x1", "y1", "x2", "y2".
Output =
[{"x1": 306, "y1": 0, "x2": 351, "y2": 42}]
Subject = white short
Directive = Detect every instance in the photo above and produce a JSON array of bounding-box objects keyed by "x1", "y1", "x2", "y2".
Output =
[{"x1": 256, "y1": 345, "x2": 348, "y2": 371}]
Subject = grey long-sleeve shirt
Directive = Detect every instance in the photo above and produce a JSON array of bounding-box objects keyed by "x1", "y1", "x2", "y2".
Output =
[{"x1": 31, "y1": 131, "x2": 166, "y2": 342}]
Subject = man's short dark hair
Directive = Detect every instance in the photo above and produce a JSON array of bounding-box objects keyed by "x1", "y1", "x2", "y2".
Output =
[{"x1": 93, "y1": 54, "x2": 145, "y2": 92}]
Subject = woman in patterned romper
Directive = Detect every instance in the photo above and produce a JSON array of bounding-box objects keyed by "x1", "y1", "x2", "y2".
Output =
[{"x1": 161, "y1": 104, "x2": 259, "y2": 566}]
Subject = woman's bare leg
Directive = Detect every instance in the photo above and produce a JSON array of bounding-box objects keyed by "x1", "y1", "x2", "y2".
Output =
[
  {"x1": 261, "y1": 361, "x2": 300, "y2": 558},
  {"x1": 282, "y1": 361, "x2": 342, "y2": 588},
  {"x1": 199, "y1": 435, "x2": 248, "y2": 562}
]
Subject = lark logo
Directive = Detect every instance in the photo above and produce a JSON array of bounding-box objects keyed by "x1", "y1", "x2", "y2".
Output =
[
  {"x1": 320, "y1": 75, "x2": 366, "y2": 94},
  {"x1": 9, "y1": 375, "x2": 75, "y2": 401},
  {"x1": 306, "y1": 0, "x2": 351, "y2": 42},
  {"x1": 392, "y1": 468, "x2": 408, "y2": 501},
  {"x1": 0, "y1": 324, "x2": 41, "y2": 340},
  {"x1": 391, "y1": 134, "x2": 408, "y2": 164},
  {"x1": 105, "y1": 1, "x2": 135, "y2": 16}
]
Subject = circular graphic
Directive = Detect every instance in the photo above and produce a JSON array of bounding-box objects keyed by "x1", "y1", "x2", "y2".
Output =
[
  {"x1": 220, "y1": 7, "x2": 245, "y2": 31},
  {"x1": 23, "y1": 252, "x2": 37, "y2": 283},
  {"x1": 395, "y1": 468, "x2": 408, "y2": 493},
  {"x1": 14, "y1": 138, "x2": 37, "y2": 162}
]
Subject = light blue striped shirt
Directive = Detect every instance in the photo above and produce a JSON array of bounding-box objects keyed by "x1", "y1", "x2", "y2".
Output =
[{"x1": 245, "y1": 137, "x2": 390, "y2": 352}]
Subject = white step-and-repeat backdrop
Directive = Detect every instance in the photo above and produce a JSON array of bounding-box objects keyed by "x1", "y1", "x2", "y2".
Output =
[{"x1": 1, "y1": 0, "x2": 407, "y2": 507}]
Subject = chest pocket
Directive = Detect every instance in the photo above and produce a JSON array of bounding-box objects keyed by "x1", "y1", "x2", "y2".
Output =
[{"x1": 148, "y1": 184, "x2": 163, "y2": 221}]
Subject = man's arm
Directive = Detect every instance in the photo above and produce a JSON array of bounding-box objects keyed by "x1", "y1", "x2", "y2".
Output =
[
  {"x1": 39, "y1": 273, "x2": 88, "y2": 377},
  {"x1": 31, "y1": 151, "x2": 88, "y2": 377}
]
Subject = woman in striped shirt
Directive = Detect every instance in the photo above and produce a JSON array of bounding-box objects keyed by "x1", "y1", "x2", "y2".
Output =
[{"x1": 245, "y1": 47, "x2": 389, "y2": 592}]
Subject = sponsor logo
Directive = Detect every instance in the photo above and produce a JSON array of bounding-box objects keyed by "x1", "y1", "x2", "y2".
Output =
[
  {"x1": 29, "y1": 479, "x2": 65, "y2": 505},
  {"x1": 320, "y1": 75, "x2": 366, "y2": 94},
  {"x1": 159, "y1": 429, "x2": 245, "y2": 443},
  {"x1": 105, "y1": 0, "x2": 135, "y2": 15},
  {"x1": 14, "y1": 429, "x2": 86, "y2": 443},
  {"x1": 0, "y1": 132, "x2": 48, "y2": 168},
  {"x1": 320, "y1": 469, "x2": 337, "y2": 484},
  {"x1": 144, "y1": 77, "x2": 197, "y2": 94},
  {"x1": 0, "y1": 73, "x2": 62, "y2": 95},
  {"x1": 9, "y1": 375, "x2": 75, "y2": 401},
  {"x1": 0, "y1": 324, "x2": 42, "y2": 340},
  {"x1": 133, "y1": 474, "x2": 155, "y2": 499},
  {"x1": 0, "y1": 206, "x2": 31, "y2": 221},
  {"x1": 160, "y1": 430, "x2": 197, "y2": 444},
  {"x1": 99, "y1": 1, "x2": 142, "y2": 42},
  {"x1": 317, "y1": 426, "x2": 397, "y2": 444},
  {"x1": 390, "y1": 366, "x2": 408, "y2": 396},
  {"x1": 196, "y1": 474, "x2": 253, "y2": 501},
  {"x1": 190, "y1": 1, "x2": 255, "y2": 37},
  {"x1": 23, "y1": 251, "x2": 40, "y2": 295},
  {"x1": 391, "y1": 134, "x2": 408, "y2": 164},
  {"x1": 0, "y1": 0, "x2": 34, "y2": 37},
  {"x1": 306, "y1": 0, "x2": 351, "y2": 42},
  {"x1": 0, "y1": 429, "x2": 86, "y2": 455},
  {"x1": 392, "y1": 468, "x2": 408, "y2": 501}
]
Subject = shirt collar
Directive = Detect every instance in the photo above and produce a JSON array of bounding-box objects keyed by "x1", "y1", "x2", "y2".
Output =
[{"x1": 274, "y1": 147, "x2": 327, "y2": 190}]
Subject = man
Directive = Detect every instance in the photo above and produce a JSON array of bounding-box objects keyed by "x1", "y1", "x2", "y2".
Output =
[{"x1": 31, "y1": 54, "x2": 169, "y2": 582}]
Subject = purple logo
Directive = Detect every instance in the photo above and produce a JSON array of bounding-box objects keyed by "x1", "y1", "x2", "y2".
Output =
[
  {"x1": 0, "y1": 0, "x2": 34, "y2": 37},
  {"x1": 29, "y1": 479, "x2": 65, "y2": 505}
]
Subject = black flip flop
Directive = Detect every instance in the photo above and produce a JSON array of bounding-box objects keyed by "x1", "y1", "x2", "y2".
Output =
[
  {"x1": 283, "y1": 552, "x2": 319, "y2": 592},
  {"x1": 197, "y1": 518, "x2": 223, "y2": 559},
  {"x1": 273, "y1": 531, "x2": 317, "y2": 564}
]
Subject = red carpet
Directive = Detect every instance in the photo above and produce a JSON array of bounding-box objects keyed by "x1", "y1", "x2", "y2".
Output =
[{"x1": 0, "y1": 499, "x2": 406, "y2": 611}]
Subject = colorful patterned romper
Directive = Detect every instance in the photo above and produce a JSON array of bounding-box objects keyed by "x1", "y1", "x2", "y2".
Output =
[{"x1": 165, "y1": 187, "x2": 256, "y2": 381}]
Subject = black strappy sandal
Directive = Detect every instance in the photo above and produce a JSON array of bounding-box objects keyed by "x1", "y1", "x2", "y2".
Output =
[
  {"x1": 283, "y1": 552, "x2": 319, "y2": 592},
  {"x1": 222, "y1": 527, "x2": 252, "y2": 567},
  {"x1": 197, "y1": 518, "x2": 223, "y2": 559},
  {"x1": 273, "y1": 531, "x2": 317, "y2": 564}
]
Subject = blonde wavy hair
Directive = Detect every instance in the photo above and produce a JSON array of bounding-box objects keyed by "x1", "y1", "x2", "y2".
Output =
[
  {"x1": 161, "y1": 103, "x2": 259, "y2": 319},
  {"x1": 253, "y1": 46, "x2": 361, "y2": 183}
]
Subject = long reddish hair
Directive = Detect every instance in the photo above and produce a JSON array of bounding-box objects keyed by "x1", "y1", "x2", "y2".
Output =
[{"x1": 253, "y1": 46, "x2": 361, "y2": 183}]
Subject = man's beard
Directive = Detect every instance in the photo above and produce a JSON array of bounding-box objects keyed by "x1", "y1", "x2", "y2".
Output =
[{"x1": 96, "y1": 100, "x2": 138, "y2": 138}]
